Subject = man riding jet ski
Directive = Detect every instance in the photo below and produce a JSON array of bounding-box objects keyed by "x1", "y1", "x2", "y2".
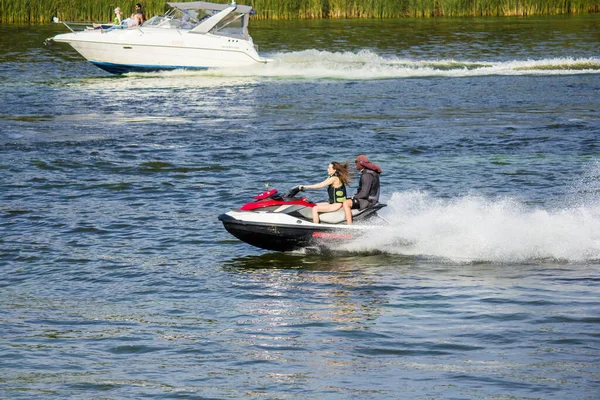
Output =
[
  {"x1": 218, "y1": 155, "x2": 385, "y2": 252},
  {"x1": 344, "y1": 154, "x2": 383, "y2": 225}
]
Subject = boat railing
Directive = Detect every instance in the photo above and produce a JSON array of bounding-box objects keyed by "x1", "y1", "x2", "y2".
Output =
[
  {"x1": 59, "y1": 21, "x2": 93, "y2": 33},
  {"x1": 57, "y1": 19, "x2": 152, "y2": 34},
  {"x1": 58, "y1": 21, "x2": 131, "y2": 33}
]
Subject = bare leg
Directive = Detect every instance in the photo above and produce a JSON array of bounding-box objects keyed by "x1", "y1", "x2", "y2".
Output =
[
  {"x1": 312, "y1": 206, "x2": 319, "y2": 223},
  {"x1": 312, "y1": 203, "x2": 343, "y2": 224},
  {"x1": 343, "y1": 199, "x2": 353, "y2": 225}
]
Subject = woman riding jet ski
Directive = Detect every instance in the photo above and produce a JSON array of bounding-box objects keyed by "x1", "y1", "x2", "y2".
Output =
[
  {"x1": 298, "y1": 161, "x2": 353, "y2": 224},
  {"x1": 218, "y1": 156, "x2": 385, "y2": 252}
]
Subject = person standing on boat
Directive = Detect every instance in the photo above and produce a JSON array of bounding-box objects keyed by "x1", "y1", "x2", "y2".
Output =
[
  {"x1": 299, "y1": 162, "x2": 353, "y2": 224},
  {"x1": 343, "y1": 155, "x2": 382, "y2": 224}
]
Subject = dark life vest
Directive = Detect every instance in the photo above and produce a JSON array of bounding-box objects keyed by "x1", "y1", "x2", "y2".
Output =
[{"x1": 327, "y1": 177, "x2": 347, "y2": 204}]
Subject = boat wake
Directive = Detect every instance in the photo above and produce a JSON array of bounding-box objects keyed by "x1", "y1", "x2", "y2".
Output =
[
  {"x1": 334, "y1": 163, "x2": 600, "y2": 263},
  {"x1": 160, "y1": 49, "x2": 600, "y2": 80},
  {"x1": 261, "y1": 50, "x2": 600, "y2": 79}
]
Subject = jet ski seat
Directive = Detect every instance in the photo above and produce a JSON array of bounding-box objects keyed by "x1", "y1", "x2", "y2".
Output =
[
  {"x1": 295, "y1": 206, "x2": 360, "y2": 224},
  {"x1": 318, "y1": 208, "x2": 360, "y2": 224}
]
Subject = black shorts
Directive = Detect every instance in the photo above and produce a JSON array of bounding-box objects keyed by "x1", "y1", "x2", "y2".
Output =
[{"x1": 351, "y1": 198, "x2": 368, "y2": 210}]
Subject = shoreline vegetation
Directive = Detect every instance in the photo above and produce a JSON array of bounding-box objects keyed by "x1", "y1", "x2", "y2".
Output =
[{"x1": 1, "y1": 0, "x2": 598, "y2": 23}]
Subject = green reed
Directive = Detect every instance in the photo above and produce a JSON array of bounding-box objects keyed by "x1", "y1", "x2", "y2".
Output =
[
  {"x1": 1, "y1": 0, "x2": 598, "y2": 22},
  {"x1": 250, "y1": 0, "x2": 598, "y2": 18},
  {"x1": 0, "y1": 0, "x2": 167, "y2": 23}
]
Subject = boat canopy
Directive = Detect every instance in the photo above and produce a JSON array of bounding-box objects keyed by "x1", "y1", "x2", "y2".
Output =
[
  {"x1": 166, "y1": 1, "x2": 255, "y2": 39},
  {"x1": 167, "y1": 1, "x2": 254, "y2": 15}
]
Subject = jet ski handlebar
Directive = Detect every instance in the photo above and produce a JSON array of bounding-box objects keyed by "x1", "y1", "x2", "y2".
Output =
[
  {"x1": 285, "y1": 185, "x2": 302, "y2": 198},
  {"x1": 253, "y1": 186, "x2": 304, "y2": 201}
]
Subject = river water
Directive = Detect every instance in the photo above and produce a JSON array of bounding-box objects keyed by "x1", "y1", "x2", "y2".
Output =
[{"x1": 1, "y1": 15, "x2": 599, "y2": 399}]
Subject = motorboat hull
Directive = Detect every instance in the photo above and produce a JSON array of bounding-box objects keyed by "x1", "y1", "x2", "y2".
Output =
[
  {"x1": 52, "y1": 28, "x2": 265, "y2": 73},
  {"x1": 90, "y1": 61, "x2": 207, "y2": 75}
]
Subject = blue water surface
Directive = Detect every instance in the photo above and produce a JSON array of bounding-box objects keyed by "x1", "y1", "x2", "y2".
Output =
[{"x1": 1, "y1": 17, "x2": 599, "y2": 399}]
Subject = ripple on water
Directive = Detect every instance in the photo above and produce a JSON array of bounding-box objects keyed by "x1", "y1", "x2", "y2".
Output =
[{"x1": 1, "y1": 19, "x2": 600, "y2": 400}]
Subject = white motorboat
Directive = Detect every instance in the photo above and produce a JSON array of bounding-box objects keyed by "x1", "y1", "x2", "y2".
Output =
[{"x1": 47, "y1": 1, "x2": 268, "y2": 74}]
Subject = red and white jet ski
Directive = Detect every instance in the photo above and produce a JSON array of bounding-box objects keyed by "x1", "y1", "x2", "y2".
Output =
[{"x1": 218, "y1": 186, "x2": 386, "y2": 251}]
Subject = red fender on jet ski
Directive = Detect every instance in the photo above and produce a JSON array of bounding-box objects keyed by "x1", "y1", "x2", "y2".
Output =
[{"x1": 240, "y1": 188, "x2": 315, "y2": 211}]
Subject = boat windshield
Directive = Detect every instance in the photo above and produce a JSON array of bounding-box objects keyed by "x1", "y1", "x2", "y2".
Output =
[{"x1": 144, "y1": 9, "x2": 201, "y2": 30}]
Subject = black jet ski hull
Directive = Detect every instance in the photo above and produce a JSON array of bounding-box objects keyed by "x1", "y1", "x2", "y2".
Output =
[{"x1": 219, "y1": 214, "x2": 358, "y2": 252}]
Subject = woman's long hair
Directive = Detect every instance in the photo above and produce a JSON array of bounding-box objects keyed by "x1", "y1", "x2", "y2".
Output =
[{"x1": 331, "y1": 162, "x2": 353, "y2": 186}]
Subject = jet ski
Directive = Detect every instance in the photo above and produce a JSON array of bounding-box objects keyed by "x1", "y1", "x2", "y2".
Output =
[{"x1": 218, "y1": 186, "x2": 386, "y2": 251}]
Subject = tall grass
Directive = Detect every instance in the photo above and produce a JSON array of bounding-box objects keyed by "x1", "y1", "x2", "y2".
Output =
[
  {"x1": 0, "y1": 0, "x2": 167, "y2": 23},
  {"x1": 0, "y1": 0, "x2": 598, "y2": 22},
  {"x1": 251, "y1": 0, "x2": 599, "y2": 18}
]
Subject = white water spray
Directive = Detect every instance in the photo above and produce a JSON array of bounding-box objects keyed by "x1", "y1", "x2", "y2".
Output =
[
  {"x1": 340, "y1": 164, "x2": 600, "y2": 263},
  {"x1": 210, "y1": 50, "x2": 600, "y2": 79},
  {"x1": 115, "y1": 50, "x2": 600, "y2": 81}
]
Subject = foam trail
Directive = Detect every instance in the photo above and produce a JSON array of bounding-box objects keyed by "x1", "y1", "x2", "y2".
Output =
[
  {"x1": 117, "y1": 50, "x2": 600, "y2": 81},
  {"x1": 193, "y1": 50, "x2": 600, "y2": 79},
  {"x1": 338, "y1": 163, "x2": 600, "y2": 262},
  {"x1": 340, "y1": 192, "x2": 600, "y2": 263}
]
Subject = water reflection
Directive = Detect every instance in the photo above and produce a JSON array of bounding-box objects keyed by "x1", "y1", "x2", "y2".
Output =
[
  {"x1": 222, "y1": 251, "x2": 416, "y2": 271},
  {"x1": 221, "y1": 253, "x2": 414, "y2": 330}
]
